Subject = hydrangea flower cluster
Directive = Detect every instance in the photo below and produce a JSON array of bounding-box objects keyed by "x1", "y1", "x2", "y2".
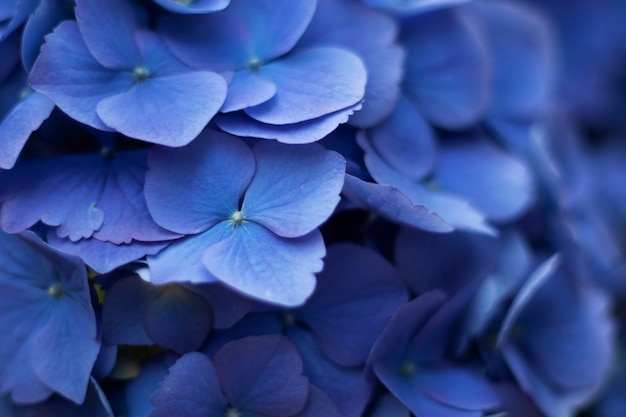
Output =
[{"x1": 1, "y1": 0, "x2": 625, "y2": 416}]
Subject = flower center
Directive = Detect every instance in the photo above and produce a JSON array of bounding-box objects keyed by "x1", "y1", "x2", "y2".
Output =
[
  {"x1": 247, "y1": 57, "x2": 262, "y2": 72},
  {"x1": 230, "y1": 210, "x2": 246, "y2": 227},
  {"x1": 397, "y1": 360, "x2": 417, "y2": 377},
  {"x1": 225, "y1": 408, "x2": 241, "y2": 417},
  {"x1": 48, "y1": 282, "x2": 64, "y2": 298},
  {"x1": 282, "y1": 312, "x2": 296, "y2": 328},
  {"x1": 133, "y1": 66, "x2": 151, "y2": 82}
]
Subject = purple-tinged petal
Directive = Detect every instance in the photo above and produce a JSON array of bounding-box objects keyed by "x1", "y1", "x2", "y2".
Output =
[
  {"x1": 48, "y1": 235, "x2": 168, "y2": 274},
  {"x1": 245, "y1": 47, "x2": 366, "y2": 125},
  {"x1": 0, "y1": 155, "x2": 106, "y2": 240},
  {"x1": 243, "y1": 141, "x2": 345, "y2": 238},
  {"x1": 341, "y1": 175, "x2": 453, "y2": 233},
  {"x1": 215, "y1": 103, "x2": 362, "y2": 144},
  {"x1": 101, "y1": 276, "x2": 156, "y2": 346},
  {"x1": 213, "y1": 335, "x2": 308, "y2": 416},
  {"x1": 361, "y1": 95, "x2": 435, "y2": 182},
  {"x1": 96, "y1": 71, "x2": 226, "y2": 146},
  {"x1": 296, "y1": 385, "x2": 341, "y2": 417},
  {"x1": 0, "y1": 88, "x2": 54, "y2": 170},
  {"x1": 402, "y1": 8, "x2": 488, "y2": 129},
  {"x1": 191, "y1": 283, "x2": 253, "y2": 329},
  {"x1": 202, "y1": 222, "x2": 324, "y2": 306},
  {"x1": 221, "y1": 71, "x2": 277, "y2": 113},
  {"x1": 143, "y1": 284, "x2": 214, "y2": 354},
  {"x1": 1, "y1": 150, "x2": 174, "y2": 243},
  {"x1": 159, "y1": 0, "x2": 316, "y2": 71},
  {"x1": 29, "y1": 21, "x2": 133, "y2": 131},
  {"x1": 150, "y1": 352, "x2": 228, "y2": 417},
  {"x1": 297, "y1": 243, "x2": 408, "y2": 366},
  {"x1": 152, "y1": 0, "x2": 230, "y2": 14},
  {"x1": 435, "y1": 140, "x2": 534, "y2": 222},
  {"x1": 75, "y1": 0, "x2": 141, "y2": 69},
  {"x1": 89, "y1": 150, "x2": 178, "y2": 243},
  {"x1": 418, "y1": 366, "x2": 500, "y2": 410},
  {"x1": 287, "y1": 326, "x2": 372, "y2": 417},
  {"x1": 145, "y1": 131, "x2": 255, "y2": 235}
]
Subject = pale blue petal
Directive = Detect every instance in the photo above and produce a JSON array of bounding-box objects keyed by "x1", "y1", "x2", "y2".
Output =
[
  {"x1": 29, "y1": 21, "x2": 133, "y2": 131},
  {"x1": 144, "y1": 131, "x2": 255, "y2": 234},
  {"x1": 245, "y1": 47, "x2": 366, "y2": 124},
  {"x1": 215, "y1": 103, "x2": 362, "y2": 144},
  {"x1": 202, "y1": 222, "x2": 323, "y2": 306},
  {"x1": 96, "y1": 71, "x2": 226, "y2": 146},
  {"x1": 159, "y1": 0, "x2": 316, "y2": 71},
  {"x1": 75, "y1": 0, "x2": 141, "y2": 69},
  {"x1": 243, "y1": 141, "x2": 345, "y2": 238},
  {"x1": 152, "y1": 0, "x2": 230, "y2": 14}
]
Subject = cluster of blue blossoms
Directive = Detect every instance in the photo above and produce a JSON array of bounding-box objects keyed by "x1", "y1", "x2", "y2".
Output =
[{"x1": 1, "y1": 0, "x2": 626, "y2": 416}]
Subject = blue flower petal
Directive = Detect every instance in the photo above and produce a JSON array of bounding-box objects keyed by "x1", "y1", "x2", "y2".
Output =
[
  {"x1": 360, "y1": 94, "x2": 436, "y2": 182},
  {"x1": 434, "y1": 140, "x2": 534, "y2": 222},
  {"x1": 102, "y1": 276, "x2": 155, "y2": 346},
  {"x1": 75, "y1": 0, "x2": 141, "y2": 69},
  {"x1": 296, "y1": 385, "x2": 342, "y2": 417},
  {"x1": 296, "y1": 243, "x2": 408, "y2": 367},
  {"x1": 287, "y1": 326, "x2": 372, "y2": 417},
  {"x1": 215, "y1": 103, "x2": 362, "y2": 144},
  {"x1": 245, "y1": 47, "x2": 366, "y2": 124},
  {"x1": 213, "y1": 335, "x2": 308, "y2": 416},
  {"x1": 48, "y1": 235, "x2": 168, "y2": 274},
  {"x1": 341, "y1": 175, "x2": 454, "y2": 233},
  {"x1": 96, "y1": 70, "x2": 226, "y2": 146},
  {"x1": 0, "y1": 0, "x2": 39, "y2": 41},
  {"x1": 402, "y1": 8, "x2": 488, "y2": 129},
  {"x1": 0, "y1": 87, "x2": 54, "y2": 170},
  {"x1": 1, "y1": 150, "x2": 174, "y2": 243},
  {"x1": 0, "y1": 231, "x2": 99, "y2": 404},
  {"x1": 418, "y1": 366, "x2": 500, "y2": 410},
  {"x1": 29, "y1": 21, "x2": 133, "y2": 131},
  {"x1": 221, "y1": 70, "x2": 277, "y2": 113},
  {"x1": 242, "y1": 140, "x2": 345, "y2": 238},
  {"x1": 297, "y1": 0, "x2": 404, "y2": 127},
  {"x1": 21, "y1": 0, "x2": 72, "y2": 71},
  {"x1": 148, "y1": 231, "x2": 222, "y2": 285},
  {"x1": 373, "y1": 363, "x2": 482, "y2": 417},
  {"x1": 145, "y1": 131, "x2": 255, "y2": 235},
  {"x1": 202, "y1": 222, "x2": 324, "y2": 306},
  {"x1": 150, "y1": 352, "x2": 228, "y2": 417},
  {"x1": 152, "y1": 0, "x2": 230, "y2": 14},
  {"x1": 159, "y1": 0, "x2": 316, "y2": 71},
  {"x1": 143, "y1": 284, "x2": 214, "y2": 354}
]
